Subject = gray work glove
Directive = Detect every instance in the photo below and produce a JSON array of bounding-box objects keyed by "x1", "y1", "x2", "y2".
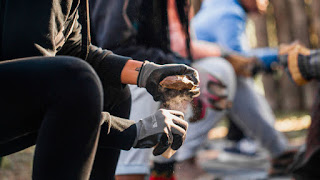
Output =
[
  {"x1": 137, "y1": 61, "x2": 200, "y2": 101},
  {"x1": 133, "y1": 109, "x2": 188, "y2": 156}
]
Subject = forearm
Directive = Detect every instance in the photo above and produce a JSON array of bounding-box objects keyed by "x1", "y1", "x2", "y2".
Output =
[
  {"x1": 246, "y1": 48, "x2": 279, "y2": 69},
  {"x1": 120, "y1": 60, "x2": 143, "y2": 84},
  {"x1": 99, "y1": 112, "x2": 137, "y2": 150},
  {"x1": 190, "y1": 40, "x2": 222, "y2": 60},
  {"x1": 86, "y1": 45, "x2": 131, "y2": 88}
]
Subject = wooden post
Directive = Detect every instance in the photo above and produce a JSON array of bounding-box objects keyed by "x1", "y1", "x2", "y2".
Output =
[
  {"x1": 270, "y1": 0, "x2": 304, "y2": 112},
  {"x1": 191, "y1": 0, "x2": 202, "y2": 15},
  {"x1": 250, "y1": 12, "x2": 280, "y2": 110}
]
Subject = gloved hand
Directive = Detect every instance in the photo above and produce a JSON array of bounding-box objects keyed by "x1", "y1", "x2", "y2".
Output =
[
  {"x1": 137, "y1": 61, "x2": 200, "y2": 101},
  {"x1": 133, "y1": 109, "x2": 188, "y2": 156}
]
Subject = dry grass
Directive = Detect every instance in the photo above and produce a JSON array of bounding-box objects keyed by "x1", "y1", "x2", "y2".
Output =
[{"x1": 0, "y1": 147, "x2": 34, "y2": 180}]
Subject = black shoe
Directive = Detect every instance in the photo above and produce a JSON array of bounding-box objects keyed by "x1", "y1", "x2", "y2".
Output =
[
  {"x1": 290, "y1": 148, "x2": 320, "y2": 180},
  {"x1": 269, "y1": 149, "x2": 298, "y2": 177}
]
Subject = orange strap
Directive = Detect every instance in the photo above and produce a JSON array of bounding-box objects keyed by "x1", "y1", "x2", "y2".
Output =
[{"x1": 287, "y1": 47, "x2": 309, "y2": 86}]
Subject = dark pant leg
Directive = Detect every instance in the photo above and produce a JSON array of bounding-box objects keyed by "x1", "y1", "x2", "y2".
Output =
[
  {"x1": 293, "y1": 85, "x2": 320, "y2": 178},
  {"x1": 90, "y1": 85, "x2": 131, "y2": 180},
  {"x1": 0, "y1": 56, "x2": 103, "y2": 180},
  {"x1": 227, "y1": 117, "x2": 245, "y2": 142}
]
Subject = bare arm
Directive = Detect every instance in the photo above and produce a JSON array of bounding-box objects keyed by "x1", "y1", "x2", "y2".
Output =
[
  {"x1": 120, "y1": 60, "x2": 143, "y2": 84},
  {"x1": 190, "y1": 40, "x2": 222, "y2": 60}
]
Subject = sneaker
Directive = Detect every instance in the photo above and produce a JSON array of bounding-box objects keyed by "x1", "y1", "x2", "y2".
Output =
[
  {"x1": 223, "y1": 138, "x2": 258, "y2": 157},
  {"x1": 289, "y1": 146, "x2": 320, "y2": 180},
  {"x1": 216, "y1": 138, "x2": 267, "y2": 167}
]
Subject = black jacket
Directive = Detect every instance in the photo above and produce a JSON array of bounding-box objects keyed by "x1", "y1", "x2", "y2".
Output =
[
  {"x1": 0, "y1": 0, "x2": 136, "y2": 150},
  {"x1": 90, "y1": 0, "x2": 191, "y2": 65},
  {"x1": 0, "y1": 0, "x2": 130, "y2": 89}
]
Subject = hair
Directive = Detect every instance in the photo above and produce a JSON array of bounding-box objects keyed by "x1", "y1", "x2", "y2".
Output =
[
  {"x1": 137, "y1": 0, "x2": 193, "y2": 61},
  {"x1": 176, "y1": 0, "x2": 192, "y2": 61}
]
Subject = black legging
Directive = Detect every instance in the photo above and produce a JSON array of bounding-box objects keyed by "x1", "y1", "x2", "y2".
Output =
[
  {"x1": 90, "y1": 80, "x2": 131, "y2": 180},
  {"x1": 0, "y1": 56, "x2": 131, "y2": 180}
]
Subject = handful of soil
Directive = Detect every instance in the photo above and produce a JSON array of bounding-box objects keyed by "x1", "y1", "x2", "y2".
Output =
[
  {"x1": 159, "y1": 75, "x2": 196, "y2": 91},
  {"x1": 155, "y1": 75, "x2": 197, "y2": 158},
  {"x1": 159, "y1": 75, "x2": 198, "y2": 109}
]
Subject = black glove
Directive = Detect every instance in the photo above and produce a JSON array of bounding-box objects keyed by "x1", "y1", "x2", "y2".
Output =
[
  {"x1": 133, "y1": 109, "x2": 188, "y2": 156},
  {"x1": 137, "y1": 61, "x2": 200, "y2": 101}
]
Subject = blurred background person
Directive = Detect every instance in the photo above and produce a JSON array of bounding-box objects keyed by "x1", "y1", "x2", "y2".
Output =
[
  {"x1": 90, "y1": 0, "x2": 291, "y2": 179},
  {"x1": 192, "y1": 0, "x2": 275, "y2": 157},
  {"x1": 279, "y1": 43, "x2": 320, "y2": 179},
  {"x1": 191, "y1": 0, "x2": 297, "y2": 176}
]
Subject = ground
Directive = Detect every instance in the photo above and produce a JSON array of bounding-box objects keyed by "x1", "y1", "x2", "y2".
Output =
[{"x1": 0, "y1": 111, "x2": 309, "y2": 180}]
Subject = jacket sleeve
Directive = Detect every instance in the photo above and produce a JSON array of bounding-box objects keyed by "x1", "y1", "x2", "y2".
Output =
[
  {"x1": 57, "y1": 13, "x2": 131, "y2": 88},
  {"x1": 113, "y1": 45, "x2": 191, "y2": 65},
  {"x1": 298, "y1": 50, "x2": 320, "y2": 81},
  {"x1": 99, "y1": 112, "x2": 137, "y2": 150}
]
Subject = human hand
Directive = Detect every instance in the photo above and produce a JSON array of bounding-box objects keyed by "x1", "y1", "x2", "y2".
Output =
[
  {"x1": 133, "y1": 109, "x2": 188, "y2": 156},
  {"x1": 137, "y1": 61, "x2": 200, "y2": 101},
  {"x1": 278, "y1": 41, "x2": 310, "y2": 56},
  {"x1": 278, "y1": 42, "x2": 311, "y2": 85},
  {"x1": 225, "y1": 54, "x2": 262, "y2": 77}
]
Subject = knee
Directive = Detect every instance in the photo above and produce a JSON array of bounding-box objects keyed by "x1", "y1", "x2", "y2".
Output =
[
  {"x1": 53, "y1": 56, "x2": 101, "y2": 88},
  {"x1": 50, "y1": 56, "x2": 103, "y2": 119},
  {"x1": 54, "y1": 56, "x2": 99, "y2": 79},
  {"x1": 192, "y1": 57, "x2": 237, "y2": 110},
  {"x1": 193, "y1": 57, "x2": 236, "y2": 100}
]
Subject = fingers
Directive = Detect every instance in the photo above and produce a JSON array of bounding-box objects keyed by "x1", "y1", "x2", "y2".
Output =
[
  {"x1": 167, "y1": 109, "x2": 185, "y2": 119},
  {"x1": 153, "y1": 109, "x2": 188, "y2": 156},
  {"x1": 161, "y1": 109, "x2": 188, "y2": 131},
  {"x1": 279, "y1": 41, "x2": 300, "y2": 55},
  {"x1": 189, "y1": 87, "x2": 200, "y2": 98},
  {"x1": 153, "y1": 124, "x2": 187, "y2": 154},
  {"x1": 171, "y1": 134, "x2": 184, "y2": 150},
  {"x1": 169, "y1": 113, "x2": 188, "y2": 151},
  {"x1": 171, "y1": 121, "x2": 187, "y2": 135},
  {"x1": 186, "y1": 69, "x2": 200, "y2": 86},
  {"x1": 279, "y1": 41, "x2": 310, "y2": 56},
  {"x1": 153, "y1": 134, "x2": 171, "y2": 156}
]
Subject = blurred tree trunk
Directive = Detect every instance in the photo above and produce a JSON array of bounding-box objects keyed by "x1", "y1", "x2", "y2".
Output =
[
  {"x1": 288, "y1": 0, "x2": 310, "y2": 46},
  {"x1": 250, "y1": 13, "x2": 279, "y2": 110},
  {"x1": 191, "y1": 0, "x2": 202, "y2": 15},
  {"x1": 311, "y1": 0, "x2": 320, "y2": 46},
  {"x1": 270, "y1": 0, "x2": 292, "y2": 43},
  {"x1": 270, "y1": 0, "x2": 304, "y2": 111},
  {"x1": 303, "y1": 0, "x2": 320, "y2": 111},
  {"x1": 289, "y1": 0, "x2": 317, "y2": 111}
]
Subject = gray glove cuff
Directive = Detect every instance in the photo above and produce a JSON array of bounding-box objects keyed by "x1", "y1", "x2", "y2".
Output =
[
  {"x1": 133, "y1": 120, "x2": 142, "y2": 147},
  {"x1": 137, "y1": 61, "x2": 158, "y2": 87}
]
